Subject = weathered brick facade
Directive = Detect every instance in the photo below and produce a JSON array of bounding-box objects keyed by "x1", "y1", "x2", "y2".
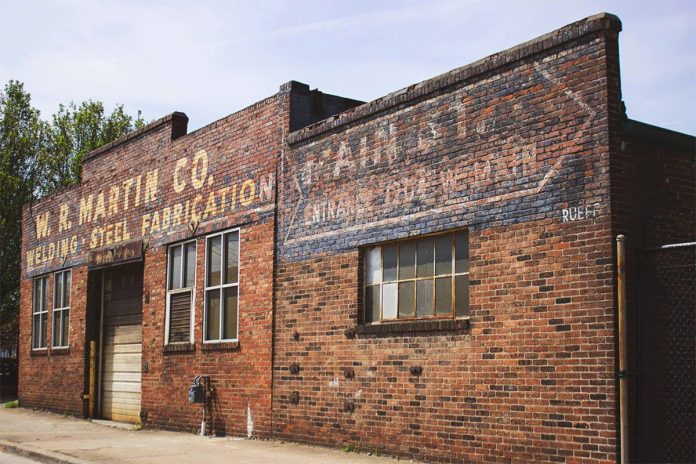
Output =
[
  {"x1": 273, "y1": 14, "x2": 620, "y2": 464},
  {"x1": 20, "y1": 96, "x2": 284, "y2": 435},
  {"x1": 17, "y1": 13, "x2": 694, "y2": 463}
]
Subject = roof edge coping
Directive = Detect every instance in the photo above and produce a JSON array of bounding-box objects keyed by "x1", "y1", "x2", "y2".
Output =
[
  {"x1": 82, "y1": 111, "x2": 189, "y2": 163},
  {"x1": 287, "y1": 12, "x2": 621, "y2": 146},
  {"x1": 623, "y1": 118, "x2": 695, "y2": 149}
]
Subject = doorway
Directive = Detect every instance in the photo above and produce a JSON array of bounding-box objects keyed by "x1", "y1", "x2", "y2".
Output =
[{"x1": 99, "y1": 262, "x2": 143, "y2": 424}]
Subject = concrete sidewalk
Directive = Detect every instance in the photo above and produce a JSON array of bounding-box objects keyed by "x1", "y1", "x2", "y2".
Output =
[{"x1": 0, "y1": 408, "x2": 412, "y2": 464}]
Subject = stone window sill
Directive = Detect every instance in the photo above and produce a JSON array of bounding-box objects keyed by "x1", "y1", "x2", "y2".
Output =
[
  {"x1": 163, "y1": 343, "x2": 195, "y2": 354},
  {"x1": 50, "y1": 347, "x2": 70, "y2": 355},
  {"x1": 30, "y1": 348, "x2": 48, "y2": 356},
  {"x1": 355, "y1": 318, "x2": 470, "y2": 335},
  {"x1": 201, "y1": 341, "x2": 239, "y2": 351}
]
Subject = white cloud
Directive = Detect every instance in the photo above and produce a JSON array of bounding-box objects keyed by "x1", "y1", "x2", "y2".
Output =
[{"x1": 1, "y1": 0, "x2": 694, "y2": 134}]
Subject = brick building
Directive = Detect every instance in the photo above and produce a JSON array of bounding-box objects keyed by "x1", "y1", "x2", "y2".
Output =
[{"x1": 18, "y1": 13, "x2": 695, "y2": 463}]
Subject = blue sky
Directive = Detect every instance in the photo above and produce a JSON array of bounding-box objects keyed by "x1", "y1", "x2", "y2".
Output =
[{"x1": 2, "y1": 0, "x2": 694, "y2": 134}]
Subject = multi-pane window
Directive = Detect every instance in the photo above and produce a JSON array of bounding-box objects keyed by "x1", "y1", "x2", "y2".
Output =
[
  {"x1": 32, "y1": 276, "x2": 49, "y2": 349},
  {"x1": 204, "y1": 229, "x2": 239, "y2": 342},
  {"x1": 52, "y1": 270, "x2": 71, "y2": 348},
  {"x1": 166, "y1": 241, "x2": 196, "y2": 344},
  {"x1": 364, "y1": 230, "x2": 469, "y2": 323}
]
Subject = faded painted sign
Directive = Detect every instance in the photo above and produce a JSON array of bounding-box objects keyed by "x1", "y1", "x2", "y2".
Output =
[
  {"x1": 25, "y1": 148, "x2": 275, "y2": 275},
  {"x1": 88, "y1": 240, "x2": 143, "y2": 269},
  {"x1": 279, "y1": 57, "x2": 607, "y2": 260},
  {"x1": 561, "y1": 203, "x2": 600, "y2": 223}
]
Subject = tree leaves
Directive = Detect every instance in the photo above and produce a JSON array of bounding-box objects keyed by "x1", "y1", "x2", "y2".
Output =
[
  {"x1": 43, "y1": 100, "x2": 145, "y2": 195},
  {"x1": 0, "y1": 81, "x2": 48, "y2": 324},
  {"x1": 0, "y1": 80, "x2": 143, "y2": 323}
]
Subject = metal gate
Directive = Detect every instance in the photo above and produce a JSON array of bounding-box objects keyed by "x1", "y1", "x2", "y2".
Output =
[
  {"x1": 635, "y1": 243, "x2": 695, "y2": 463},
  {"x1": 0, "y1": 325, "x2": 18, "y2": 401}
]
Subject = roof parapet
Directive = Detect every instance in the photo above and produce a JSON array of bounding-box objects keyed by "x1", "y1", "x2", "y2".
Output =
[
  {"x1": 287, "y1": 12, "x2": 622, "y2": 145},
  {"x1": 82, "y1": 111, "x2": 189, "y2": 164}
]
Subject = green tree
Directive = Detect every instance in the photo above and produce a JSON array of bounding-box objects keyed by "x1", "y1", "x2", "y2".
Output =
[
  {"x1": 43, "y1": 101, "x2": 144, "y2": 194},
  {"x1": 0, "y1": 81, "x2": 144, "y2": 324},
  {"x1": 0, "y1": 81, "x2": 49, "y2": 324}
]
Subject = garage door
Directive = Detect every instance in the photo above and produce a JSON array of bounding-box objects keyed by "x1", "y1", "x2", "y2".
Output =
[{"x1": 101, "y1": 264, "x2": 143, "y2": 423}]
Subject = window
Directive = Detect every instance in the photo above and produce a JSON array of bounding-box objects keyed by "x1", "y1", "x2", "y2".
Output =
[
  {"x1": 166, "y1": 240, "x2": 196, "y2": 344},
  {"x1": 204, "y1": 229, "x2": 239, "y2": 342},
  {"x1": 364, "y1": 230, "x2": 469, "y2": 323},
  {"x1": 32, "y1": 276, "x2": 49, "y2": 349},
  {"x1": 52, "y1": 270, "x2": 71, "y2": 348}
]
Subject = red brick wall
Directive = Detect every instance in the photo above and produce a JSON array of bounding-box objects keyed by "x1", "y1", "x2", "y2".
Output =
[
  {"x1": 19, "y1": 90, "x2": 288, "y2": 436},
  {"x1": 616, "y1": 123, "x2": 696, "y2": 247},
  {"x1": 141, "y1": 218, "x2": 275, "y2": 435},
  {"x1": 18, "y1": 265, "x2": 88, "y2": 415},
  {"x1": 274, "y1": 219, "x2": 615, "y2": 463},
  {"x1": 274, "y1": 14, "x2": 622, "y2": 463}
]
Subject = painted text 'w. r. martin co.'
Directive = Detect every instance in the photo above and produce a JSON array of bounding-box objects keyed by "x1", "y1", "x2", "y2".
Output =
[{"x1": 26, "y1": 149, "x2": 274, "y2": 271}]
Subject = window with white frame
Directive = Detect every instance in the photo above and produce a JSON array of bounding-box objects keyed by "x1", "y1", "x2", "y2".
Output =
[
  {"x1": 166, "y1": 240, "x2": 196, "y2": 344},
  {"x1": 204, "y1": 229, "x2": 239, "y2": 342},
  {"x1": 364, "y1": 230, "x2": 469, "y2": 323},
  {"x1": 52, "y1": 270, "x2": 71, "y2": 348},
  {"x1": 32, "y1": 276, "x2": 49, "y2": 349}
]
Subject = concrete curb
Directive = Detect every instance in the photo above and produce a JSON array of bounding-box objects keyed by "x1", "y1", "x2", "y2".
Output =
[{"x1": 0, "y1": 439, "x2": 91, "y2": 464}]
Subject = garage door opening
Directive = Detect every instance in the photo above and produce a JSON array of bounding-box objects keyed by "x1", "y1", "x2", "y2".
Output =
[{"x1": 98, "y1": 262, "x2": 143, "y2": 424}]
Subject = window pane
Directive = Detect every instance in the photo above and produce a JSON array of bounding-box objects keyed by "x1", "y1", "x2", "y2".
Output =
[
  {"x1": 455, "y1": 275, "x2": 469, "y2": 317},
  {"x1": 383, "y1": 245, "x2": 397, "y2": 282},
  {"x1": 417, "y1": 238, "x2": 434, "y2": 277},
  {"x1": 398, "y1": 281, "x2": 415, "y2": 318},
  {"x1": 63, "y1": 271, "x2": 71, "y2": 307},
  {"x1": 225, "y1": 231, "x2": 239, "y2": 284},
  {"x1": 34, "y1": 277, "x2": 47, "y2": 313},
  {"x1": 455, "y1": 231, "x2": 469, "y2": 274},
  {"x1": 365, "y1": 247, "x2": 382, "y2": 284},
  {"x1": 435, "y1": 277, "x2": 452, "y2": 315},
  {"x1": 365, "y1": 285, "x2": 380, "y2": 323},
  {"x1": 32, "y1": 315, "x2": 40, "y2": 348},
  {"x1": 41, "y1": 313, "x2": 47, "y2": 347},
  {"x1": 207, "y1": 236, "x2": 222, "y2": 287},
  {"x1": 42, "y1": 278, "x2": 49, "y2": 313},
  {"x1": 52, "y1": 311, "x2": 60, "y2": 346},
  {"x1": 169, "y1": 246, "x2": 182, "y2": 290},
  {"x1": 184, "y1": 242, "x2": 196, "y2": 288},
  {"x1": 416, "y1": 279, "x2": 434, "y2": 317},
  {"x1": 33, "y1": 280, "x2": 40, "y2": 315},
  {"x1": 62, "y1": 309, "x2": 70, "y2": 346},
  {"x1": 223, "y1": 286, "x2": 238, "y2": 340},
  {"x1": 435, "y1": 235, "x2": 452, "y2": 275},
  {"x1": 54, "y1": 273, "x2": 63, "y2": 309},
  {"x1": 382, "y1": 283, "x2": 398, "y2": 319},
  {"x1": 399, "y1": 243, "x2": 416, "y2": 279},
  {"x1": 205, "y1": 290, "x2": 221, "y2": 340}
]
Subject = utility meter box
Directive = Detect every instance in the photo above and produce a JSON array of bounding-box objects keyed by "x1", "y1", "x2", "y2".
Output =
[{"x1": 188, "y1": 384, "x2": 205, "y2": 404}]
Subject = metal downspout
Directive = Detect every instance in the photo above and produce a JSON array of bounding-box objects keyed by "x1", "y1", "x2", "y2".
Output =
[{"x1": 617, "y1": 235, "x2": 629, "y2": 463}]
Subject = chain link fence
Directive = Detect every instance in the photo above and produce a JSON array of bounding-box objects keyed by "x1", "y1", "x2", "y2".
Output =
[{"x1": 636, "y1": 244, "x2": 695, "y2": 463}]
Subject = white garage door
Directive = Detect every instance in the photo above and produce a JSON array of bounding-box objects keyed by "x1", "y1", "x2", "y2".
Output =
[{"x1": 101, "y1": 264, "x2": 143, "y2": 424}]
